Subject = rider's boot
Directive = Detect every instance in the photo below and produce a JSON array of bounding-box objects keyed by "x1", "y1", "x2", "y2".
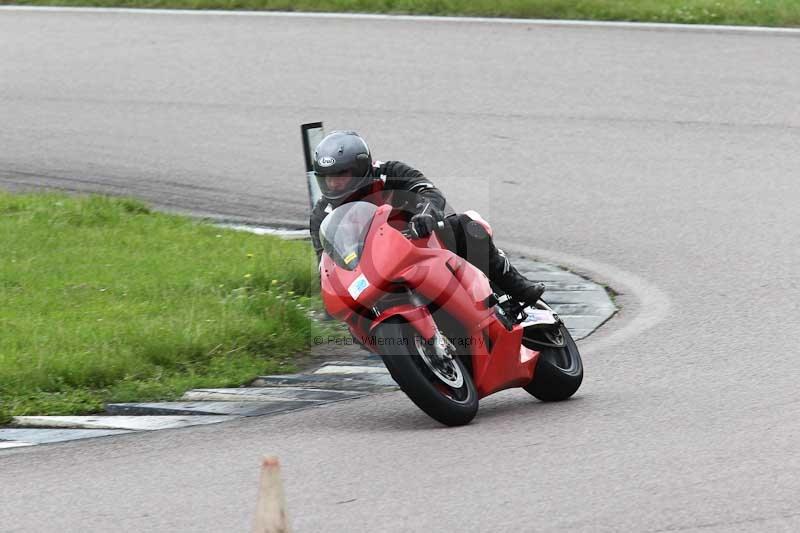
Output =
[{"x1": 489, "y1": 247, "x2": 545, "y2": 307}]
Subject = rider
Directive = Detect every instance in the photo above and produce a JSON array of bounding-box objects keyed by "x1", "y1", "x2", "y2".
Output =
[{"x1": 309, "y1": 130, "x2": 545, "y2": 306}]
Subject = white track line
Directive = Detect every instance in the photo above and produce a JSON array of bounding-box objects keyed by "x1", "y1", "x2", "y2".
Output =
[
  {"x1": 497, "y1": 240, "x2": 671, "y2": 358},
  {"x1": 1, "y1": 6, "x2": 799, "y2": 36}
]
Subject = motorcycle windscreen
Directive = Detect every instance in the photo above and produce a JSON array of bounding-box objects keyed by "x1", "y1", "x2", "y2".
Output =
[{"x1": 319, "y1": 201, "x2": 378, "y2": 271}]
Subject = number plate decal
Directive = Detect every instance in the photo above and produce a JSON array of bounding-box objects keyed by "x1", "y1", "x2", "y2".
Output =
[
  {"x1": 521, "y1": 309, "x2": 558, "y2": 326},
  {"x1": 348, "y1": 274, "x2": 370, "y2": 300}
]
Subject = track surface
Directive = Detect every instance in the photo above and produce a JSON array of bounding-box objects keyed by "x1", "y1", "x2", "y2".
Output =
[{"x1": 2, "y1": 9, "x2": 800, "y2": 532}]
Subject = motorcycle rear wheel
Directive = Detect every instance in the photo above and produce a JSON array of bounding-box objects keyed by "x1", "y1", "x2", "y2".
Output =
[
  {"x1": 524, "y1": 325, "x2": 583, "y2": 402},
  {"x1": 374, "y1": 319, "x2": 478, "y2": 426}
]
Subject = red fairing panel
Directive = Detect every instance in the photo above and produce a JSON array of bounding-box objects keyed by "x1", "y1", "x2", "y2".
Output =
[
  {"x1": 370, "y1": 304, "x2": 437, "y2": 341},
  {"x1": 321, "y1": 203, "x2": 540, "y2": 399},
  {"x1": 471, "y1": 321, "x2": 539, "y2": 398}
]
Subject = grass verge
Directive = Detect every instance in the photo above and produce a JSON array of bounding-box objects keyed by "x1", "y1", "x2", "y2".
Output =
[
  {"x1": 0, "y1": 192, "x2": 322, "y2": 424},
  {"x1": 3, "y1": 0, "x2": 800, "y2": 27}
]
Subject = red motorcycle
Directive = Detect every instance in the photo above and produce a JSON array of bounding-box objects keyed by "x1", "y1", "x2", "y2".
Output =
[{"x1": 319, "y1": 202, "x2": 583, "y2": 426}]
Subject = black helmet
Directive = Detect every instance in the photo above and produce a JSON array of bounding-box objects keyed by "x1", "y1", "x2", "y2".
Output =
[{"x1": 313, "y1": 130, "x2": 373, "y2": 201}]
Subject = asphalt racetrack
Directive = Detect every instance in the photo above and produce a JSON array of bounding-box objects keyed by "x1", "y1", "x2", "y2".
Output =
[{"x1": 2, "y1": 8, "x2": 800, "y2": 532}]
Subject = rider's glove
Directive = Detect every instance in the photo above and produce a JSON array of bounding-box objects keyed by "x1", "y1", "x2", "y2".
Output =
[{"x1": 410, "y1": 202, "x2": 443, "y2": 238}]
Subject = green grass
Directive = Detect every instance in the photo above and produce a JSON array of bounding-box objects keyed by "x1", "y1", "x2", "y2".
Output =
[
  {"x1": 0, "y1": 192, "x2": 321, "y2": 424},
  {"x1": 3, "y1": 0, "x2": 800, "y2": 27}
]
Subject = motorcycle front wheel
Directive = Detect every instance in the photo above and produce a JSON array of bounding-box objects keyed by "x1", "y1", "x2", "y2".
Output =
[{"x1": 374, "y1": 318, "x2": 478, "y2": 426}]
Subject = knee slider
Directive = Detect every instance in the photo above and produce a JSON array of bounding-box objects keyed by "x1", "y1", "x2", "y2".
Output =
[{"x1": 465, "y1": 220, "x2": 490, "y2": 241}]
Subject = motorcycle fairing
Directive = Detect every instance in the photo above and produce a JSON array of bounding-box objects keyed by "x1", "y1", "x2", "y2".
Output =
[
  {"x1": 320, "y1": 203, "x2": 542, "y2": 399},
  {"x1": 370, "y1": 303, "x2": 437, "y2": 342},
  {"x1": 471, "y1": 321, "x2": 539, "y2": 397}
]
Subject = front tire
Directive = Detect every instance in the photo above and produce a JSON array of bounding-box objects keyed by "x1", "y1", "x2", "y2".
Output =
[
  {"x1": 524, "y1": 325, "x2": 583, "y2": 402},
  {"x1": 374, "y1": 319, "x2": 478, "y2": 426}
]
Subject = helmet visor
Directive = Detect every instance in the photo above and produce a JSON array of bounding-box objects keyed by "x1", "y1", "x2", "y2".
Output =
[{"x1": 316, "y1": 171, "x2": 369, "y2": 201}]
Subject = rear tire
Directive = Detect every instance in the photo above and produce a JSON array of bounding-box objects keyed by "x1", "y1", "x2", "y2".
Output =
[
  {"x1": 374, "y1": 319, "x2": 478, "y2": 426},
  {"x1": 524, "y1": 325, "x2": 583, "y2": 402}
]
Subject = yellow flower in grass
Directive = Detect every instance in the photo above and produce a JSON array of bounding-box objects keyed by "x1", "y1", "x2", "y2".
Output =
[
  {"x1": 244, "y1": 274, "x2": 252, "y2": 279},
  {"x1": 271, "y1": 279, "x2": 278, "y2": 285}
]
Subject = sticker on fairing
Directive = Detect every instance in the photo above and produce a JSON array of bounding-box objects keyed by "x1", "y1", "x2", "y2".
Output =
[
  {"x1": 348, "y1": 274, "x2": 370, "y2": 300},
  {"x1": 343, "y1": 251, "x2": 358, "y2": 265}
]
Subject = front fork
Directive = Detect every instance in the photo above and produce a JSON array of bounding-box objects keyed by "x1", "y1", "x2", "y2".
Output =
[{"x1": 367, "y1": 293, "x2": 459, "y2": 367}]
